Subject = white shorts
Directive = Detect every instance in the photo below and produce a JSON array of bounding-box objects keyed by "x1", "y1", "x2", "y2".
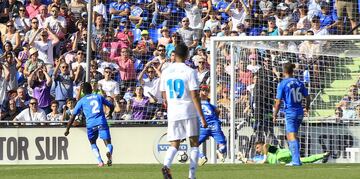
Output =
[{"x1": 167, "y1": 118, "x2": 199, "y2": 141}]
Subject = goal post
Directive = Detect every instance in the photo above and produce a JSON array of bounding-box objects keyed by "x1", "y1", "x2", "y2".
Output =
[{"x1": 209, "y1": 35, "x2": 360, "y2": 164}]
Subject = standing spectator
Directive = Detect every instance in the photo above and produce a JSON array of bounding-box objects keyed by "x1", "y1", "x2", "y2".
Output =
[
  {"x1": 68, "y1": 0, "x2": 86, "y2": 20},
  {"x1": 197, "y1": 57, "x2": 210, "y2": 85},
  {"x1": 14, "y1": 6, "x2": 30, "y2": 35},
  {"x1": 132, "y1": 30, "x2": 155, "y2": 59},
  {"x1": 93, "y1": 0, "x2": 108, "y2": 22},
  {"x1": 319, "y1": 1, "x2": 337, "y2": 34},
  {"x1": 3, "y1": 21, "x2": 21, "y2": 51},
  {"x1": 72, "y1": 29, "x2": 96, "y2": 52},
  {"x1": 3, "y1": 52, "x2": 21, "y2": 90},
  {"x1": 23, "y1": 47, "x2": 44, "y2": 76},
  {"x1": 28, "y1": 65, "x2": 52, "y2": 114},
  {"x1": 225, "y1": 0, "x2": 250, "y2": 31},
  {"x1": 98, "y1": 67, "x2": 120, "y2": 98},
  {"x1": 0, "y1": 64, "x2": 10, "y2": 110},
  {"x1": 275, "y1": 3, "x2": 293, "y2": 33},
  {"x1": 53, "y1": 59, "x2": 74, "y2": 112},
  {"x1": 201, "y1": 27, "x2": 212, "y2": 52},
  {"x1": 258, "y1": 0, "x2": 274, "y2": 18},
  {"x1": 127, "y1": 85, "x2": 150, "y2": 120},
  {"x1": 46, "y1": 100, "x2": 63, "y2": 125},
  {"x1": 26, "y1": 0, "x2": 41, "y2": 19},
  {"x1": 29, "y1": 28, "x2": 59, "y2": 67},
  {"x1": 24, "y1": 17, "x2": 41, "y2": 43},
  {"x1": 13, "y1": 98, "x2": 46, "y2": 125},
  {"x1": 336, "y1": 0, "x2": 358, "y2": 34},
  {"x1": 149, "y1": 0, "x2": 171, "y2": 28},
  {"x1": 165, "y1": 32, "x2": 182, "y2": 58},
  {"x1": 36, "y1": 5, "x2": 48, "y2": 28},
  {"x1": 203, "y1": 10, "x2": 221, "y2": 33},
  {"x1": 178, "y1": 0, "x2": 203, "y2": 40},
  {"x1": 116, "y1": 48, "x2": 136, "y2": 90},
  {"x1": 309, "y1": 15, "x2": 329, "y2": 35},
  {"x1": 7, "y1": 0, "x2": 23, "y2": 18},
  {"x1": 45, "y1": 5, "x2": 67, "y2": 40},
  {"x1": 295, "y1": 4, "x2": 311, "y2": 34},
  {"x1": 177, "y1": 17, "x2": 198, "y2": 55}
]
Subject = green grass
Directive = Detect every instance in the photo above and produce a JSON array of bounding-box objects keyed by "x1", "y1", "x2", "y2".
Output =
[{"x1": 1, "y1": 164, "x2": 360, "y2": 179}]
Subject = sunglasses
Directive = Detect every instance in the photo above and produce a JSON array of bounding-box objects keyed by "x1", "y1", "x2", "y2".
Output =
[
  {"x1": 19, "y1": 9, "x2": 25, "y2": 11},
  {"x1": 32, "y1": 21, "x2": 39, "y2": 24},
  {"x1": 198, "y1": 61, "x2": 205, "y2": 64},
  {"x1": 41, "y1": 34, "x2": 48, "y2": 36},
  {"x1": 182, "y1": 20, "x2": 189, "y2": 22},
  {"x1": 105, "y1": 71, "x2": 111, "y2": 73},
  {"x1": 147, "y1": 70, "x2": 155, "y2": 73},
  {"x1": 52, "y1": 10, "x2": 58, "y2": 12},
  {"x1": 158, "y1": 49, "x2": 165, "y2": 52},
  {"x1": 61, "y1": 66, "x2": 68, "y2": 69},
  {"x1": 7, "y1": 24, "x2": 13, "y2": 27},
  {"x1": 30, "y1": 102, "x2": 38, "y2": 105}
]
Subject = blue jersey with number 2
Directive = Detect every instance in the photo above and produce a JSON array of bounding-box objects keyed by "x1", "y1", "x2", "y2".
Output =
[
  {"x1": 72, "y1": 94, "x2": 113, "y2": 128},
  {"x1": 276, "y1": 78, "x2": 308, "y2": 114}
]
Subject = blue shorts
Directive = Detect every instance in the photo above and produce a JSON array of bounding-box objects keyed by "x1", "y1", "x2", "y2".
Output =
[
  {"x1": 87, "y1": 125, "x2": 111, "y2": 142},
  {"x1": 199, "y1": 122, "x2": 226, "y2": 145},
  {"x1": 285, "y1": 113, "x2": 303, "y2": 133}
]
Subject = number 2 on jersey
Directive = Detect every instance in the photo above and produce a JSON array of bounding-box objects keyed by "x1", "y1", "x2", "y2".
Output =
[
  {"x1": 290, "y1": 87, "x2": 302, "y2": 103},
  {"x1": 90, "y1": 100, "x2": 100, "y2": 113},
  {"x1": 167, "y1": 79, "x2": 185, "y2": 99}
]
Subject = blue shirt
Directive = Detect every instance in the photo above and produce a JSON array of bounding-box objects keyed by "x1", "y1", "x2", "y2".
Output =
[
  {"x1": 201, "y1": 100, "x2": 221, "y2": 124},
  {"x1": 276, "y1": 77, "x2": 308, "y2": 113},
  {"x1": 110, "y1": 2, "x2": 130, "y2": 20},
  {"x1": 72, "y1": 94, "x2": 113, "y2": 128}
]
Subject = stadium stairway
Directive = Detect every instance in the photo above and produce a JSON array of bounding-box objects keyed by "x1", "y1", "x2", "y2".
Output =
[{"x1": 312, "y1": 57, "x2": 360, "y2": 118}]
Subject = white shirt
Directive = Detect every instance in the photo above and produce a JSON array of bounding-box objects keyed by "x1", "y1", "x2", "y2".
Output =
[
  {"x1": 15, "y1": 108, "x2": 47, "y2": 125},
  {"x1": 98, "y1": 79, "x2": 120, "y2": 97},
  {"x1": 71, "y1": 61, "x2": 87, "y2": 71},
  {"x1": 14, "y1": 17, "x2": 30, "y2": 32},
  {"x1": 203, "y1": 19, "x2": 221, "y2": 32},
  {"x1": 93, "y1": 3, "x2": 108, "y2": 21},
  {"x1": 160, "y1": 63, "x2": 200, "y2": 121},
  {"x1": 46, "y1": 113, "x2": 63, "y2": 125},
  {"x1": 230, "y1": 8, "x2": 246, "y2": 31},
  {"x1": 184, "y1": 2, "x2": 203, "y2": 29},
  {"x1": 143, "y1": 77, "x2": 162, "y2": 103},
  {"x1": 44, "y1": 15, "x2": 67, "y2": 35},
  {"x1": 0, "y1": 77, "x2": 8, "y2": 105},
  {"x1": 34, "y1": 40, "x2": 54, "y2": 64}
]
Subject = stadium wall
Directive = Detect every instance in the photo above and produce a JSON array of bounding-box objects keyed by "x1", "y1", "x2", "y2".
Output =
[{"x1": 0, "y1": 126, "x2": 359, "y2": 164}]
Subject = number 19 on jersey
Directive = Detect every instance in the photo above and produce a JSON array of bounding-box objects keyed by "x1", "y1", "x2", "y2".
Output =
[{"x1": 167, "y1": 79, "x2": 185, "y2": 99}]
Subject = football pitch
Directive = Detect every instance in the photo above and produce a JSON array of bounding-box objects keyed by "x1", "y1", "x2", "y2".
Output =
[{"x1": 1, "y1": 164, "x2": 360, "y2": 179}]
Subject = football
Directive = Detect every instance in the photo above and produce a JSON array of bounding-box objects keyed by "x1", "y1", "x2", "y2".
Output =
[{"x1": 177, "y1": 151, "x2": 188, "y2": 163}]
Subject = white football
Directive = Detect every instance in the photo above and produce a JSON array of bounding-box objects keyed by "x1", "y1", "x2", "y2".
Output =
[{"x1": 177, "y1": 151, "x2": 188, "y2": 163}]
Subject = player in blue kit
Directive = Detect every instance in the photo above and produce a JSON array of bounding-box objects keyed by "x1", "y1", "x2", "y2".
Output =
[
  {"x1": 64, "y1": 82, "x2": 114, "y2": 167},
  {"x1": 197, "y1": 85, "x2": 227, "y2": 166},
  {"x1": 273, "y1": 63, "x2": 310, "y2": 166}
]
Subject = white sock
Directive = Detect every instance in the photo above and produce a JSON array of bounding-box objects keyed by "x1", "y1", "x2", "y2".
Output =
[
  {"x1": 189, "y1": 147, "x2": 199, "y2": 179},
  {"x1": 163, "y1": 146, "x2": 178, "y2": 168}
]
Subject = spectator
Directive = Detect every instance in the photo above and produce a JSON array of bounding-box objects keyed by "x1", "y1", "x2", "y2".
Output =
[
  {"x1": 24, "y1": 17, "x2": 41, "y2": 43},
  {"x1": 13, "y1": 98, "x2": 47, "y2": 125},
  {"x1": 319, "y1": 1, "x2": 337, "y2": 34},
  {"x1": 68, "y1": 0, "x2": 86, "y2": 20},
  {"x1": 115, "y1": 18, "x2": 133, "y2": 50},
  {"x1": 225, "y1": 0, "x2": 250, "y2": 31},
  {"x1": 29, "y1": 28, "x2": 59, "y2": 67},
  {"x1": 201, "y1": 27, "x2": 212, "y2": 51},
  {"x1": 238, "y1": 60, "x2": 253, "y2": 86},
  {"x1": 217, "y1": 23, "x2": 230, "y2": 37},
  {"x1": 127, "y1": 85, "x2": 151, "y2": 120},
  {"x1": 3, "y1": 51, "x2": 21, "y2": 90},
  {"x1": 3, "y1": 21, "x2": 21, "y2": 51},
  {"x1": 177, "y1": 0, "x2": 203, "y2": 40},
  {"x1": 295, "y1": 3, "x2": 310, "y2": 35},
  {"x1": 0, "y1": 99, "x2": 20, "y2": 123},
  {"x1": 197, "y1": 57, "x2": 210, "y2": 85},
  {"x1": 36, "y1": 5, "x2": 48, "y2": 28},
  {"x1": 149, "y1": 0, "x2": 171, "y2": 28},
  {"x1": 109, "y1": 0, "x2": 130, "y2": 23},
  {"x1": 53, "y1": 58, "x2": 74, "y2": 112},
  {"x1": 274, "y1": 3, "x2": 293, "y2": 33},
  {"x1": 45, "y1": 5, "x2": 66, "y2": 40},
  {"x1": 266, "y1": 16, "x2": 279, "y2": 36},
  {"x1": 307, "y1": 0, "x2": 322, "y2": 19},
  {"x1": 336, "y1": 0, "x2": 358, "y2": 34},
  {"x1": 7, "y1": 0, "x2": 23, "y2": 17},
  {"x1": 165, "y1": 32, "x2": 182, "y2": 58},
  {"x1": 46, "y1": 100, "x2": 63, "y2": 125},
  {"x1": 342, "y1": 101, "x2": 356, "y2": 120},
  {"x1": 348, "y1": 85, "x2": 360, "y2": 107},
  {"x1": 334, "y1": 107, "x2": 343, "y2": 123},
  {"x1": 177, "y1": 17, "x2": 198, "y2": 55},
  {"x1": 61, "y1": 98, "x2": 82, "y2": 126},
  {"x1": 203, "y1": 10, "x2": 221, "y2": 33},
  {"x1": 93, "y1": 0, "x2": 108, "y2": 22},
  {"x1": 113, "y1": 97, "x2": 130, "y2": 120},
  {"x1": 92, "y1": 15, "x2": 106, "y2": 49},
  {"x1": 26, "y1": 0, "x2": 42, "y2": 19},
  {"x1": 129, "y1": 2, "x2": 145, "y2": 28},
  {"x1": 309, "y1": 15, "x2": 329, "y2": 35},
  {"x1": 47, "y1": 0, "x2": 61, "y2": 13},
  {"x1": 158, "y1": 26, "x2": 171, "y2": 47},
  {"x1": 355, "y1": 105, "x2": 360, "y2": 119},
  {"x1": 28, "y1": 65, "x2": 52, "y2": 114},
  {"x1": 72, "y1": 29, "x2": 96, "y2": 52},
  {"x1": 132, "y1": 30, "x2": 155, "y2": 59},
  {"x1": 258, "y1": 0, "x2": 274, "y2": 18},
  {"x1": 89, "y1": 60, "x2": 103, "y2": 82},
  {"x1": 116, "y1": 48, "x2": 136, "y2": 90},
  {"x1": 98, "y1": 67, "x2": 120, "y2": 98},
  {"x1": 14, "y1": 6, "x2": 30, "y2": 35},
  {"x1": 0, "y1": 64, "x2": 10, "y2": 109},
  {"x1": 23, "y1": 47, "x2": 44, "y2": 76}
]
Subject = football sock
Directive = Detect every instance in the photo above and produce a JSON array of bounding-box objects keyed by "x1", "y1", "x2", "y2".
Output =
[
  {"x1": 218, "y1": 145, "x2": 226, "y2": 154},
  {"x1": 163, "y1": 146, "x2": 177, "y2": 168},
  {"x1": 288, "y1": 140, "x2": 301, "y2": 165},
  {"x1": 91, "y1": 144, "x2": 103, "y2": 163},
  {"x1": 189, "y1": 147, "x2": 199, "y2": 179},
  {"x1": 199, "y1": 150, "x2": 204, "y2": 158},
  {"x1": 300, "y1": 153, "x2": 325, "y2": 163},
  {"x1": 107, "y1": 144, "x2": 113, "y2": 155}
]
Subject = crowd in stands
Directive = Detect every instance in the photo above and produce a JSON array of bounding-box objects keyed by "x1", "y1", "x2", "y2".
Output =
[{"x1": 0, "y1": 0, "x2": 358, "y2": 126}]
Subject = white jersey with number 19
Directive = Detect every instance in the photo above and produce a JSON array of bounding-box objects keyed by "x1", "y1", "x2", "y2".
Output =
[{"x1": 160, "y1": 63, "x2": 200, "y2": 122}]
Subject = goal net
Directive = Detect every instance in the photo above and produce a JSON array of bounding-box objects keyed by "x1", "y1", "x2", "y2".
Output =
[{"x1": 209, "y1": 35, "x2": 360, "y2": 164}]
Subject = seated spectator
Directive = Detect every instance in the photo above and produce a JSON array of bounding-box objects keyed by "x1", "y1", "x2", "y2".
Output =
[
  {"x1": 309, "y1": 15, "x2": 329, "y2": 35},
  {"x1": 336, "y1": 0, "x2": 357, "y2": 34},
  {"x1": 13, "y1": 98, "x2": 47, "y2": 125},
  {"x1": 62, "y1": 98, "x2": 82, "y2": 126},
  {"x1": 89, "y1": 60, "x2": 103, "y2": 82},
  {"x1": 28, "y1": 65, "x2": 52, "y2": 114},
  {"x1": 46, "y1": 100, "x2": 63, "y2": 125},
  {"x1": 214, "y1": 0, "x2": 230, "y2": 23},
  {"x1": 47, "y1": 0, "x2": 61, "y2": 13},
  {"x1": 335, "y1": 107, "x2": 343, "y2": 123},
  {"x1": 307, "y1": 0, "x2": 322, "y2": 19},
  {"x1": 133, "y1": 30, "x2": 155, "y2": 59},
  {"x1": 36, "y1": 5, "x2": 49, "y2": 28},
  {"x1": 217, "y1": 23, "x2": 230, "y2": 37},
  {"x1": 319, "y1": 1, "x2": 337, "y2": 34},
  {"x1": 149, "y1": 0, "x2": 171, "y2": 28},
  {"x1": 109, "y1": 0, "x2": 130, "y2": 23},
  {"x1": 98, "y1": 67, "x2": 120, "y2": 98},
  {"x1": 225, "y1": 0, "x2": 250, "y2": 31},
  {"x1": 24, "y1": 17, "x2": 41, "y2": 43},
  {"x1": 3, "y1": 21, "x2": 21, "y2": 51},
  {"x1": 266, "y1": 16, "x2": 279, "y2": 36},
  {"x1": 129, "y1": 2, "x2": 145, "y2": 28},
  {"x1": 0, "y1": 99, "x2": 20, "y2": 124},
  {"x1": 158, "y1": 27, "x2": 171, "y2": 47},
  {"x1": 26, "y1": 0, "x2": 42, "y2": 19},
  {"x1": 348, "y1": 85, "x2": 360, "y2": 107},
  {"x1": 342, "y1": 101, "x2": 356, "y2": 120},
  {"x1": 14, "y1": 86, "x2": 30, "y2": 110},
  {"x1": 238, "y1": 60, "x2": 253, "y2": 86},
  {"x1": 275, "y1": 3, "x2": 293, "y2": 33},
  {"x1": 127, "y1": 85, "x2": 151, "y2": 120},
  {"x1": 202, "y1": 27, "x2": 212, "y2": 51},
  {"x1": 197, "y1": 57, "x2": 210, "y2": 85}
]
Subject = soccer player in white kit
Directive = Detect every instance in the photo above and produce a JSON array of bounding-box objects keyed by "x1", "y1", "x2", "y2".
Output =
[{"x1": 160, "y1": 43, "x2": 207, "y2": 179}]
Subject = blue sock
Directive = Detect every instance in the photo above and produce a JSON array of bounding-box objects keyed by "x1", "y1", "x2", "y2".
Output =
[
  {"x1": 218, "y1": 145, "x2": 226, "y2": 154},
  {"x1": 107, "y1": 144, "x2": 113, "y2": 155},
  {"x1": 91, "y1": 144, "x2": 103, "y2": 163},
  {"x1": 288, "y1": 140, "x2": 301, "y2": 165}
]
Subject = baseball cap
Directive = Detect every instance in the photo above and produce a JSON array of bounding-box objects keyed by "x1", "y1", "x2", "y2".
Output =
[
  {"x1": 141, "y1": 30, "x2": 149, "y2": 35},
  {"x1": 200, "y1": 84, "x2": 209, "y2": 90}
]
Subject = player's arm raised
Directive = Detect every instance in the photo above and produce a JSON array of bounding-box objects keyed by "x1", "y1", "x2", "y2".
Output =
[{"x1": 190, "y1": 90, "x2": 207, "y2": 128}]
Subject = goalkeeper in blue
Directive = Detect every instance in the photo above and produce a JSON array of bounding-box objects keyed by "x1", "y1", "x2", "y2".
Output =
[
  {"x1": 64, "y1": 82, "x2": 114, "y2": 167},
  {"x1": 197, "y1": 85, "x2": 227, "y2": 166},
  {"x1": 273, "y1": 63, "x2": 310, "y2": 166}
]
